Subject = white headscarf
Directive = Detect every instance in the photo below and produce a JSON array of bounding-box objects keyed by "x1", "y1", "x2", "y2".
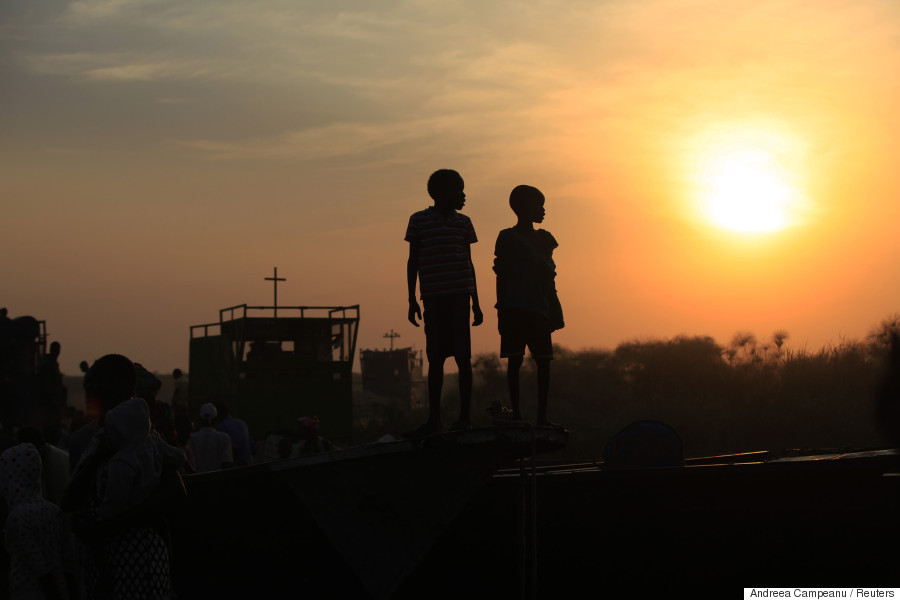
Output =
[
  {"x1": 97, "y1": 397, "x2": 185, "y2": 519},
  {"x1": 0, "y1": 443, "x2": 42, "y2": 508}
]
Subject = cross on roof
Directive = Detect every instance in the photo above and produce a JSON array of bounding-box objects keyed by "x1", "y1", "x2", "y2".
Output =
[
  {"x1": 265, "y1": 267, "x2": 286, "y2": 317},
  {"x1": 383, "y1": 328, "x2": 400, "y2": 350}
]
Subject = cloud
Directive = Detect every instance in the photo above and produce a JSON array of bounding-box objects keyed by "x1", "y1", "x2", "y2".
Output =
[
  {"x1": 64, "y1": 0, "x2": 169, "y2": 21},
  {"x1": 172, "y1": 117, "x2": 459, "y2": 162},
  {"x1": 83, "y1": 60, "x2": 214, "y2": 82},
  {"x1": 11, "y1": 0, "x2": 900, "y2": 176},
  {"x1": 22, "y1": 52, "x2": 243, "y2": 82}
]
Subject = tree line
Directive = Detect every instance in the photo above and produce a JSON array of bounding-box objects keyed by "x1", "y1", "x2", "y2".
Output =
[{"x1": 355, "y1": 316, "x2": 900, "y2": 460}]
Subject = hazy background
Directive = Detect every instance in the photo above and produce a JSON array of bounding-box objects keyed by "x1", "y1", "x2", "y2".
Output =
[{"x1": 3, "y1": 0, "x2": 899, "y2": 376}]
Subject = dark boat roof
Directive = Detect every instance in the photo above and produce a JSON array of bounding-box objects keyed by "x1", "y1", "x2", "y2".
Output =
[{"x1": 185, "y1": 425, "x2": 570, "y2": 482}]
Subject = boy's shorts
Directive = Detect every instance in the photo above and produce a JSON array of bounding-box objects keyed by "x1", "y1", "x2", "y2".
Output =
[
  {"x1": 423, "y1": 293, "x2": 472, "y2": 362},
  {"x1": 499, "y1": 308, "x2": 553, "y2": 360}
]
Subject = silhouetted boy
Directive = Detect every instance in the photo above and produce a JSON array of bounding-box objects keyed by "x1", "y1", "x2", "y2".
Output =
[
  {"x1": 405, "y1": 169, "x2": 483, "y2": 436},
  {"x1": 494, "y1": 185, "x2": 564, "y2": 427}
]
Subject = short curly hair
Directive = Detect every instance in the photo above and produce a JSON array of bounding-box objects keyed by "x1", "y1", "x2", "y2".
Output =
[
  {"x1": 83, "y1": 354, "x2": 136, "y2": 412},
  {"x1": 427, "y1": 169, "x2": 463, "y2": 200},
  {"x1": 509, "y1": 185, "x2": 544, "y2": 216}
]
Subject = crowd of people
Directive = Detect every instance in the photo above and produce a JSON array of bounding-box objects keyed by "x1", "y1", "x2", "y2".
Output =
[
  {"x1": 0, "y1": 339, "x2": 336, "y2": 599},
  {"x1": 0, "y1": 166, "x2": 560, "y2": 598},
  {"x1": 1, "y1": 353, "x2": 189, "y2": 599}
]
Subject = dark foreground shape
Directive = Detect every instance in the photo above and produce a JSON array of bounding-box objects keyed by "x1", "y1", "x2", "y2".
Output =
[
  {"x1": 169, "y1": 427, "x2": 568, "y2": 600},
  {"x1": 604, "y1": 419, "x2": 685, "y2": 469},
  {"x1": 170, "y1": 442, "x2": 899, "y2": 598},
  {"x1": 397, "y1": 449, "x2": 900, "y2": 598}
]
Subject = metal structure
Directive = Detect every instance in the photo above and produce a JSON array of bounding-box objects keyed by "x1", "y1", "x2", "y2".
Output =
[
  {"x1": 383, "y1": 328, "x2": 401, "y2": 350},
  {"x1": 359, "y1": 345, "x2": 425, "y2": 409},
  {"x1": 189, "y1": 304, "x2": 360, "y2": 440},
  {"x1": 0, "y1": 314, "x2": 48, "y2": 431}
]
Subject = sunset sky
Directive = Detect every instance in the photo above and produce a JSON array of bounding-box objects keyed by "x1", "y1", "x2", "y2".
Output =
[{"x1": 2, "y1": 0, "x2": 900, "y2": 375}]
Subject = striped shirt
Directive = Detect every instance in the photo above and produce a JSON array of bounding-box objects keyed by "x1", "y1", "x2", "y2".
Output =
[{"x1": 405, "y1": 207, "x2": 477, "y2": 298}]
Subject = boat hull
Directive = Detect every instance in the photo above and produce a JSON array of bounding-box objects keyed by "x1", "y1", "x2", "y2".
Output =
[
  {"x1": 170, "y1": 427, "x2": 569, "y2": 599},
  {"x1": 399, "y1": 450, "x2": 900, "y2": 597},
  {"x1": 171, "y1": 445, "x2": 898, "y2": 598}
]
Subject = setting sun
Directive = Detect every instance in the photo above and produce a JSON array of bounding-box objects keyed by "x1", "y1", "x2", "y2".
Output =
[
  {"x1": 701, "y1": 149, "x2": 792, "y2": 232},
  {"x1": 686, "y1": 124, "x2": 811, "y2": 234}
]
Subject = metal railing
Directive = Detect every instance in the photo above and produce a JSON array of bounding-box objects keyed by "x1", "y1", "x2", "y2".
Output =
[{"x1": 191, "y1": 304, "x2": 361, "y2": 339}]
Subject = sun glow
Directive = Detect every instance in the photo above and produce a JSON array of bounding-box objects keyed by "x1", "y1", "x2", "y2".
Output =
[{"x1": 687, "y1": 124, "x2": 810, "y2": 234}]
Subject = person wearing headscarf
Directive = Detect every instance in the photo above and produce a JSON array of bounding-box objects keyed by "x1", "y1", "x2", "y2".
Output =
[
  {"x1": 88, "y1": 397, "x2": 186, "y2": 520},
  {"x1": 64, "y1": 393, "x2": 185, "y2": 599},
  {"x1": 15, "y1": 428, "x2": 70, "y2": 508},
  {"x1": 297, "y1": 416, "x2": 336, "y2": 455},
  {"x1": 64, "y1": 398, "x2": 184, "y2": 600},
  {"x1": 0, "y1": 443, "x2": 71, "y2": 600}
]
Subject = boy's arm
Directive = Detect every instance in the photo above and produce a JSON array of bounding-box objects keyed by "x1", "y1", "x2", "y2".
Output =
[
  {"x1": 493, "y1": 232, "x2": 507, "y2": 311},
  {"x1": 467, "y1": 245, "x2": 483, "y2": 326},
  {"x1": 407, "y1": 241, "x2": 422, "y2": 326}
]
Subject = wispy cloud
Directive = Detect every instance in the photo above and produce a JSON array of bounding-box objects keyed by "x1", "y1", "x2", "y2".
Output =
[
  {"x1": 22, "y1": 52, "x2": 242, "y2": 82},
  {"x1": 172, "y1": 117, "x2": 460, "y2": 162},
  {"x1": 83, "y1": 61, "x2": 196, "y2": 82},
  {"x1": 10, "y1": 0, "x2": 900, "y2": 169},
  {"x1": 64, "y1": 0, "x2": 170, "y2": 22}
]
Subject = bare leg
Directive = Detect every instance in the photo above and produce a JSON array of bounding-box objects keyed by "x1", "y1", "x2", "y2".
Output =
[
  {"x1": 456, "y1": 357, "x2": 472, "y2": 425},
  {"x1": 507, "y1": 355, "x2": 524, "y2": 420},
  {"x1": 427, "y1": 357, "x2": 445, "y2": 429},
  {"x1": 535, "y1": 357, "x2": 551, "y2": 425}
]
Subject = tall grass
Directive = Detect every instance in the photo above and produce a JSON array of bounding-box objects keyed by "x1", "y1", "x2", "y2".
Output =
[{"x1": 354, "y1": 320, "x2": 898, "y2": 460}]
